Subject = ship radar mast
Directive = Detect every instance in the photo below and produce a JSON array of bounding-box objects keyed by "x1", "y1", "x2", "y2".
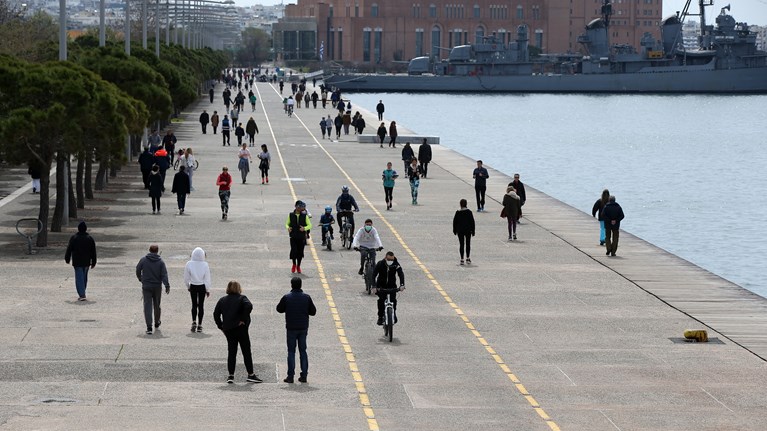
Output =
[{"x1": 601, "y1": 0, "x2": 613, "y2": 47}]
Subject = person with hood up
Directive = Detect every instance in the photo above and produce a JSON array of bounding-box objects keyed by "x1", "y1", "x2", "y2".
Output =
[
  {"x1": 373, "y1": 251, "x2": 405, "y2": 326},
  {"x1": 245, "y1": 117, "x2": 259, "y2": 147},
  {"x1": 148, "y1": 165, "x2": 164, "y2": 214},
  {"x1": 591, "y1": 188, "x2": 610, "y2": 246},
  {"x1": 418, "y1": 138, "x2": 432, "y2": 178},
  {"x1": 502, "y1": 185, "x2": 522, "y2": 241},
  {"x1": 401, "y1": 142, "x2": 415, "y2": 172},
  {"x1": 213, "y1": 280, "x2": 262, "y2": 384},
  {"x1": 171, "y1": 165, "x2": 191, "y2": 215},
  {"x1": 184, "y1": 247, "x2": 211, "y2": 333},
  {"x1": 135, "y1": 244, "x2": 170, "y2": 335},
  {"x1": 452, "y1": 199, "x2": 475, "y2": 265},
  {"x1": 65, "y1": 221, "x2": 97, "y2": 301},
  {"x1": 377, "y1": 122, "x2": 387, "y2": 147}
]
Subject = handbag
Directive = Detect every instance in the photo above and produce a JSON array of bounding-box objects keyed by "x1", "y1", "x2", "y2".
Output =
[{"x1": 500, "y1": 208, "x2": 507, "y2": 218}]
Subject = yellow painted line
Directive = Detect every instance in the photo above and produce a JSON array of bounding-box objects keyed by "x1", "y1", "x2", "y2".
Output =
[
  {"x1": 255, "y1": 86, "x2": 379, "y2": 431},
  {"x1": 526, "y1": 395, "x2": 540, "y2": 408},
  {"x1": 266, "y1": 86, "x2": 559, "y2": 431}
]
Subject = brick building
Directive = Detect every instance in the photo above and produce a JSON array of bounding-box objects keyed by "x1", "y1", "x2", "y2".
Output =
[{"x1": 275, "y1": 0, "x2": 663, "y2": 63}]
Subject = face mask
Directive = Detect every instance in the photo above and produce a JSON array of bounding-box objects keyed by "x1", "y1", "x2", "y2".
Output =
[
  {"x1": 364, "y1": 225, "x2": 372, "y2": 232},
  {"x1": 386, "y1": 259, "x2": 393, "y2": 266}
]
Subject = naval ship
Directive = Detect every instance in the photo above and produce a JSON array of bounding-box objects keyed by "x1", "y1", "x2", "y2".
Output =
[{"x1": 324, "y1": 0, "x2": 767, "y2": 94}]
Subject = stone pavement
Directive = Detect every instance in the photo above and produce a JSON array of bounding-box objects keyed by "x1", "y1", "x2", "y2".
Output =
[{"x1": 0, "y1": 80, "x2": 766, "y2": 431}]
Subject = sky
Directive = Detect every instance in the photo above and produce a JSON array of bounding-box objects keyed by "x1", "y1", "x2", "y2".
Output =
[{"x1": 233, "y1": 1, "x2": 767, "y2": 26}]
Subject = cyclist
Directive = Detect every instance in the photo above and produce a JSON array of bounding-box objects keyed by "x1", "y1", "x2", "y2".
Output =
[
  {"x1": 286, "y1": 96, "x2": 295, "y2": 117},
  {"x1": 319, "y1": 206, "x2": 335, "y2": 247},
  {"x1": 373, "y1": 251, "x2": 405, "y2": 326},
  {"x1": 335, "y1": 185, "x2": 360, "y2": 235},
  {"x1": 352, "y1": 219, "x2": 383, "y2": 275}
]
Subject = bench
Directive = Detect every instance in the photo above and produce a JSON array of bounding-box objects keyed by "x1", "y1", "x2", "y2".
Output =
[{"x1": 357, "y1": 135, "x2": 440, "y2": 145}]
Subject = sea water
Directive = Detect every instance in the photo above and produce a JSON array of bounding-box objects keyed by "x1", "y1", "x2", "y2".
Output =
[{"x1": 348, "y1": 93, "x2": 767, "y2": 298}]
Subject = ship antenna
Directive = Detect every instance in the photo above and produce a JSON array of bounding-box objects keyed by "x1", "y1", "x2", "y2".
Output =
[{"x1": 601, "y1": 0, "x2": 613, "y2": 48}]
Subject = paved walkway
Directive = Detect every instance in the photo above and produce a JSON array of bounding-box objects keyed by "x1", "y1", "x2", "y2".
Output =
[{"x1": 0, "y1": 80, "x2": 766, "y2": 431}]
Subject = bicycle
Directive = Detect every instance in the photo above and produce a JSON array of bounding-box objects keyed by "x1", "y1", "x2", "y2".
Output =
[
  {"x1": 379, "y1": 287, "x2": 402, "y2": 342},
  {"x1": 321, "y1": 222, "x2": 333, "y2": 251},
  {"x1": 357, "y1": 246, "x2": 380, "y2": 295},
  {"x1": 172, "y1": 153, "x2": 199, "y2": 171},
  {"x1": 338, "y1": 211, "x2": 354, "y2": 250},
  {"x1": 287, "y1": 104, "x2": 294, "y2": 117}
]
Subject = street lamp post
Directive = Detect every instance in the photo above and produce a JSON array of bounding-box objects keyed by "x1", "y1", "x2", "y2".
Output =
[{"x1": 99, "y1": 0, "x2": 105, "y2": 46}]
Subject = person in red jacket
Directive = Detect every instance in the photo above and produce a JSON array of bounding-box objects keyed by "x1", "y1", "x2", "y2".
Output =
[{"x1": 216, "y1": 166, "x2": 233, "y2": 220}]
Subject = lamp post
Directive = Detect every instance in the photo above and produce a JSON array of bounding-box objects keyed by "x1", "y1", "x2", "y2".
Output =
[{"x1": 99, "y1": 0, "x2": 105, "y2": 46}]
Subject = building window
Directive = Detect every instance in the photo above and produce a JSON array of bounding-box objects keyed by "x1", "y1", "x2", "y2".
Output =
[
  {"x1": 338, "y1": 29, "x2": 343, "y2": 60},
  {"x1": 431, "y1": 25, "x2": 441, "y2": 59},
  {"x1": 329, "y1": 28, "x2": 335, "y2": 60},
  {"x1": 429, "y1": 3, "x2": 437, "y2": 17},
  {"x1": 516, "y1": 5, "x2": 523, "y2": 19},
  {"x1": 532, "y1": 5, "x2": 540, "y2": 20},
  {"x1": 329, "y1": 5, "x2": 333, "y2": 17},
  {"x1": 374, "y1": 28, "x2": 382, "y2": 63},
  {"x1": 310, "y1": 7, "x2": 314, "y2": 16},
  {"x1": 371, "y1": 3, "x2": 378, "y2": 17},
  {"x1": 346, "y1": 6, "x2": 350, "y2": 16},
  {"x1": 413, "y1": 3, "x2": 419, "y2": 17},
  {"x1": 363, "y1": 29, "x2": 371, "y2": 62},
  {"x1": 535, "y1": 29, "x2": 543, "y2": 48},
  {"x1": 415, "y1": 29, "x2": 424, "y2": 56},
  {"x1": 475, "y1": 26, "x2": 484, "y2": 42},
  {"x1": 355, "y1": 4, "x2": 359, "y2": 17},
  {"x1": 473, "y1": 4, "x2": 480, "y2": 18}
]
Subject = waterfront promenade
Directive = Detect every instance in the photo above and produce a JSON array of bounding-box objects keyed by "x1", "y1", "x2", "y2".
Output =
[{"x1": 0, "y1": 81, "x2": 766, "y2": 430}]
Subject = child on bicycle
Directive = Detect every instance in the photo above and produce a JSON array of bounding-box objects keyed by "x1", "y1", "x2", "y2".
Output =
[
  {"x1": 319, "y1": 206, "x2": 335, "y2": 246},
  {"x1": 352, "y1": 219, "x2": 383, "y2": 276}
]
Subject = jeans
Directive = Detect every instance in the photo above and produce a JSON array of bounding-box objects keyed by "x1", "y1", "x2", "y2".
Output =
[
  {"x1": 507, "y1": 217, "x2": 517, "y2": 237},
  {"x1": 142, "y1": 286, "x2": 162, "y2": 329},
  {"x1": 201, "y1": 123, "x2": 207, "y2": 134},
  {"x1": 286, "y1": 329, "x2": 308, "y2": 378},
  {"x1": 222, "y1": 130, "x2": 230, "y2": 145},
  {"x1": 225, "y1": 325, "x2": 254, "y2": 375},
  {"x1": 457, "y1": 234, "x2": 471, "y2": 259},
  {"x1": 475, "y1": 186, "x2": 486, "y2": 210},
  {"x1": 189, "y1": 284, "x2": 206, "y2": 324},
  {"x1": 420, "y1": 162, "x2": 429, "y2": 177},
  {"x1": 74, "y1": 266, "x2": 89, "y2": 298},
  {"x1": 410, "y1": 179, "x2": 419, "y2": 203},
  {"x1": 599, "y1": 220, "x2": 606, "y2": 243},
  {"x1": 177, "y1": 193, "x2": 186, "y2": 210}
]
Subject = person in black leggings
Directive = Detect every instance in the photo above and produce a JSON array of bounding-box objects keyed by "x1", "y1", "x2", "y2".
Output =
[
  {"x1": 184, "y1": 247, "x2": 211, "y2": 333},
  {"x1": 213, "y1": 280, "x2": 262, "y2": 384},
  {"x1": 452, "y1": 199, "x2": 475, "y2": 265}
]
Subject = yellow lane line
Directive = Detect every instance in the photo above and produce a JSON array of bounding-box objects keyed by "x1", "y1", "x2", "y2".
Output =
[
  {"x1": 255, "y1": 85, "x2": 380, "y2": 431},
  {"x1": 281, "y1": 99, "x2": 561, "y2": 431}
]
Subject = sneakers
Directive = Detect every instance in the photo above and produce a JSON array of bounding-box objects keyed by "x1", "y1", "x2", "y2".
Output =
[
  {"x1": 298, "y1": 376, "x2": 307, "y2": 383},
  {"x1": 266, "y1": 177, "x2": 269, "y2": 184},
  {"x1": 513, "y1": 234, "x2": 517, "y2": 240},
  {"x1": 606, "y1": 250, "x2": 610, "y2": 256},
  {"x1": 222, "y1": 213, "x2": 226, "y2": 220},
  {"x1": 283, "y1": 376, "x2": 294, "y2": 383},
  {"x1": 358, "y1": 267, "x2": 364, "y2": 275},
  {"x1": 460, "y1": 259, "x2": 464, "y2": 265},
  {"x1": 599, "y1": 241, "x2": 605, "y2": 246},
  {"x1": 611, "y1": 252, "x2": 616, "y2": 257},
  {"x1": 376, "y1": 317, "x2": 384, "y2": 326},
  {"x1": 509, "y1": 236, "x2": 513, "y2": 241},
  {"x1": 154, "y1": 321, "x2": 161, "y2": 329},
  {"x1": 291, "y1": 264, "x2": 296, "y2": 273},
  {"x1": 197, "y1": 325, "x2": 203, "y2": 333},
  {"x1": 146, "y1": 328, "x2": 153, "y2": 335},
  {"x1": 179, "y1": 208, "x2": 184, "y2": 215},
  {"x1": 227, "y1": 375, "x2": 234, "y2": 384},
  {"x1": 152, "y1": 210, "x2": 156, "y2": 215},
  {"x1": 191, "y1": 322, "x2": 197, "y2": 333},
  {"x1": 466, "y1": 258, "x2": 472, "y2": 264},
  {"x1": 77, "y1": 297, "x2": 87, "y2": 302},
  {"x1": 247, "y1": 374, "x2": 263, "y2": 383}
]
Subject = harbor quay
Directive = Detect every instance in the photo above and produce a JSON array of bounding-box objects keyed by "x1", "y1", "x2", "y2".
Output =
[{"x1": 0, "y1": 81, "x2": 766, "y2": 431}]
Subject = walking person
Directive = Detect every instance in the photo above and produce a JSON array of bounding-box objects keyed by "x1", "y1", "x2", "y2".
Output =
[
  {"x1": 257, "y1": 144, "x2": 271, "y2": 184},
  {"x1": 418, "y1": 138, "x2": 432, "y2": 178},
  {"x1": 334, "y1": 113, "x2": 343, "y2": 139},
  {"x1": 209, "y1": 87, "x2": 214, "y2": 103},
  {"x1": 213, "y1": 280, "x2": 262, "y2": 384},
  {"x1": 376, "y1": 122, "x2": 387, "y2": 147},
  {"x1": 138, "y1": 147, "x2": 153, "y2": 189},
  {"x1": 211, "y1": 111, "x2": 220, "y2": 134},
  {"x1": 184, "y1": 148, "x2": 196, "y2": 191},
  {"x1": 342, "y1": 111, "x2": 352, "y2": 135},
  {"x1": 64, "y1": 221, "x2": 97, "y2": 301},
  {"x1": 276, "y1": 277, "x2": 317, "y2": 384},
  {"x1": 325, "y1": 117, "x2": 334, "y2": 139},
  {"x1": 217, "y1": 166, "x2": 232, "y2": 220},
  {"x1": 473, "y1": 160, "x2": 489, "y2": 212},
  {"x1": 452, "y1": 199, "x2": 475, "y2": 265},
  {"x1": 230, "y1": 108, "x2": 239, "y2": 129},
  {"x1": 245, "y1": 117, "x2": 259, "y2": 146},
  {"x1": 602, "y1": 195, "x2": 625, "y2": 257},
  {"x1": 27, "y1": 161, "x2": 41, "y2": 194},
  {"x1": 388, "y1": 121, "x2": 398, "y2": 148},
  {"x1": 234, "y1": 122, "x2": 245, "y2": 146},
  {"x1": 401, "y1": 142, "x2": 415, "y2": 172},
  {"x1": 406, "y1": 157, "x2": 421, "y2": 205},
  {"x1": 184, "y1": 247, "x2": 211, "y2": 333},
  {"x1": 148, "y1": 165, "x2": 163, "y2": 214},
  {"x1": 510, "y1": 173, "x2": 527, "y2": 222},
  {"x1": 502, "y1": 185, "x2": 522, "y2": 241},
  {"x1": 376, "y1": 99, "x2": 385, "y2": 121},
  {"x1": 237, "y1": 143, "x2": 252, "y2": 184},
  {"x1": 355, "y1": 114, "x2": 366, "y2": 135},
  {"x1": 162, "y1": 130, "x2": 177, "y2": 164},
  {"x1": 286, "y1": 200, "x2": 312, "y2": 274},
  {"x1": 171, "y1": 165, "x2": 191, "y2": 215},
  {"x1": 320, "y1": 116, "x2": 327, "y2": 139},
  {"x1": 382, "y1": 161, "x2": 398, "y2": 210},
  {"x1": 135, "y1": 244, "x2": 170, "y2": 335},
  {"x1": 249, "y1": 93, "x2": 257, "y2": 111},
  {"x1": 221, "y1": 115, "x2": 231, "y2": 146},
  {"x1": 199, "y1": 110, "x2": 210, "y2": 134},
  {"x1": 592, "y1": 189, "x2": 610, "y2": 246}
]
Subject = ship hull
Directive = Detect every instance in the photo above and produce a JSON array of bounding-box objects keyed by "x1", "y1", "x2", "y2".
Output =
[{"x1": 325, "y1": 67, "x2": 767, "y2": 94}]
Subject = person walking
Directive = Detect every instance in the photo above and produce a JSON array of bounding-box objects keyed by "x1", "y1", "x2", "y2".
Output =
[
  {"x1": 162, "y1": 130, "x2": 177, "y2": 164},
  {"x1": 342, "y1": 111, "x2": 352, "y2": 135},
  {"x1": 592, "y1": 189, "x2": 611, "y2": 246},
  {"x1": 245, "y1": 117, "x2": 259, "y2": 147},
  {"x1": 249, "y1": 93, "x2": 257, "y2": 111},
  {"x1": 406, "y1": 157, "x2": 421, "y2": 205},
  {"x1": 184, "y1": 148, "x2": 196, "y2": 191},
  {"x1": 355, "y1": 114, "x2": 366, "y2": 135},
  {"x1": 325, "y1": 117, "x2": 334, "y2": 139},
  {"x1": 418, "y1": 138, "x2": 432, "y2": 178},
  {"x1": 452, "y1": 199, "x2": 475, "y2": 265},
  {"x1": 388, "y1": 121, "x2": 398, "y2": 148},
  {"x1": 199, "y1": 110, "x2": 210, "y2": 134},
  {"x1": 221, "y1": 115, "x2": 231, "y2": 146},
  {"x1": 401, "y1": 142, "x2": 415, "y2": 172},
  {"x1": 382, "y1": 162, "x2": 398, "y2": 210},
  {"x1": 286, "y1": 200, "x2": 312, "y2": 274},
  {"x1": 148, "y1": 165, "x2": 163, "y2": 214},
  {"x1": 209, "y1": 87, "x2": 214, "y2": 103},
  {"x1": 138, "y1": 147, "x2": 154, "y2": 189},
  {"x1": 153, "y1": 148, "x2": 170, "y2": 189},
  {"x1": 472, "y1": 160, "x2": 489, "y2": 212},
  {"x1": 602, "y1": 195, "x2": 625, "y2": 257},
  {"x1": 319, "y1": 116, "x2": 327, "y2": 139},
  {"x1": 171, "y1": 165, "x2": 191, "y2": 215},
  {"x1": 510, "y1": 173, "x2": 527, "y2": 222},
  {"x1": 135, "y1": 244, "x2": 170, "y2": 335},
  {"x1": 234, "y1": 122, "x2": 245, "y2": 146},
  {"x1": 64, "y1": 221, "x2": 97, "y2": 301},
  {"x1": 257, "y1": 144, "x2": 271, "y2": 184},
  {"x1": 276, "y1": 277, "x2": 317, "y2": 383},
  {"x1": 217, "y1": 166, "x2": 232, "y2": 220},
  {"x1": 184, "y1": 247, "x2": 211, "y2": 333},
  {"x1": 237, "y1": 144, "x2": 252, "y2": 184},
  {"x1": 502, "y1": 185, "x2": 522, "y2": 241},
  {"x1": 213, "y1": 280, "x2": 262, "y2": 384},
  {"x1": 230, "y1": 108, "x2": 239, "y2": 129},
  {"x1": 376, "y1": 100, "x2": 385, "y2": 121},
  {"x1": 334, "y1": 113, "x2": 343, "y2": 139},
  {"x1": 211, "y1": 111, "x2": 220, "y2": 134},
  {"x1": 376, "y1": 122, "x2": 387, "y2": 147}
]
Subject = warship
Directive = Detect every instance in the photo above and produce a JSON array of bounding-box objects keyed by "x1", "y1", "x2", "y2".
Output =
[{"x1": 324, "y1": 0, "x2": 767, "y2": 94}]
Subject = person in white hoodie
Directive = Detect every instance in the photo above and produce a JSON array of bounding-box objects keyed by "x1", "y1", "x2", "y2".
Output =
[{"x1": 184, "y1": 247, "x2": 212, "y2": 333}]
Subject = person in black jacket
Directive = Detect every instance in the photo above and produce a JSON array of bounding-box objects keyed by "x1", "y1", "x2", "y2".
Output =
[
  {"x1": 171, "y1": 165, "x2": 191, "y2": 215},
  {"x1": 148, "y1": 165, "x2": 163, "y2": 214},
  {"x1": 138, "y1": 148, "x2": 154, "y2": 189},
  {"x1": 591, "y1": 189, "x2": 610, "y2": 246},
  {"x1": 373, "y1": 252, "x2": 405, "y2": 326},
  {"x1": 510, "y1": 174, "x2": 526, "y2": 222},
  {"x1": 602, "y1": 195, "x2": 625, "y2": 257},
  {"x1": 418, "y1": 138, "x2": 432, "y2": 178},
  {"x1": 452, "y1": 199, "x2": 475, "y2": 265},
  {"x1": 401, "y1": 142, "x2": 415, "y2": 172},
  {"x1": 64, "y1": 221, "x2": 97, "y2": 301},
  {"x1": 276, "y1": 277, "x2": 317, "y2": 383},
  {"x1": 213, "y1": 280, "x2": 262, "y2": 384}
]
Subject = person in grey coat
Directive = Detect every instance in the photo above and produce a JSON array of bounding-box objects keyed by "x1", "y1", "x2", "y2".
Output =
[{"x1": 136, "y1": 244, "x2": 170, "y2": 335}]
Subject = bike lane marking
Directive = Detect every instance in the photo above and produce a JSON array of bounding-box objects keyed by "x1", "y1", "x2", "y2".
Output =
[
  {"x1": 281, "y1": 100, "x2": 561, "y2": 431},
  {"x1": 255, "y1": 85, "x2": 380, "y2": 431}
]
